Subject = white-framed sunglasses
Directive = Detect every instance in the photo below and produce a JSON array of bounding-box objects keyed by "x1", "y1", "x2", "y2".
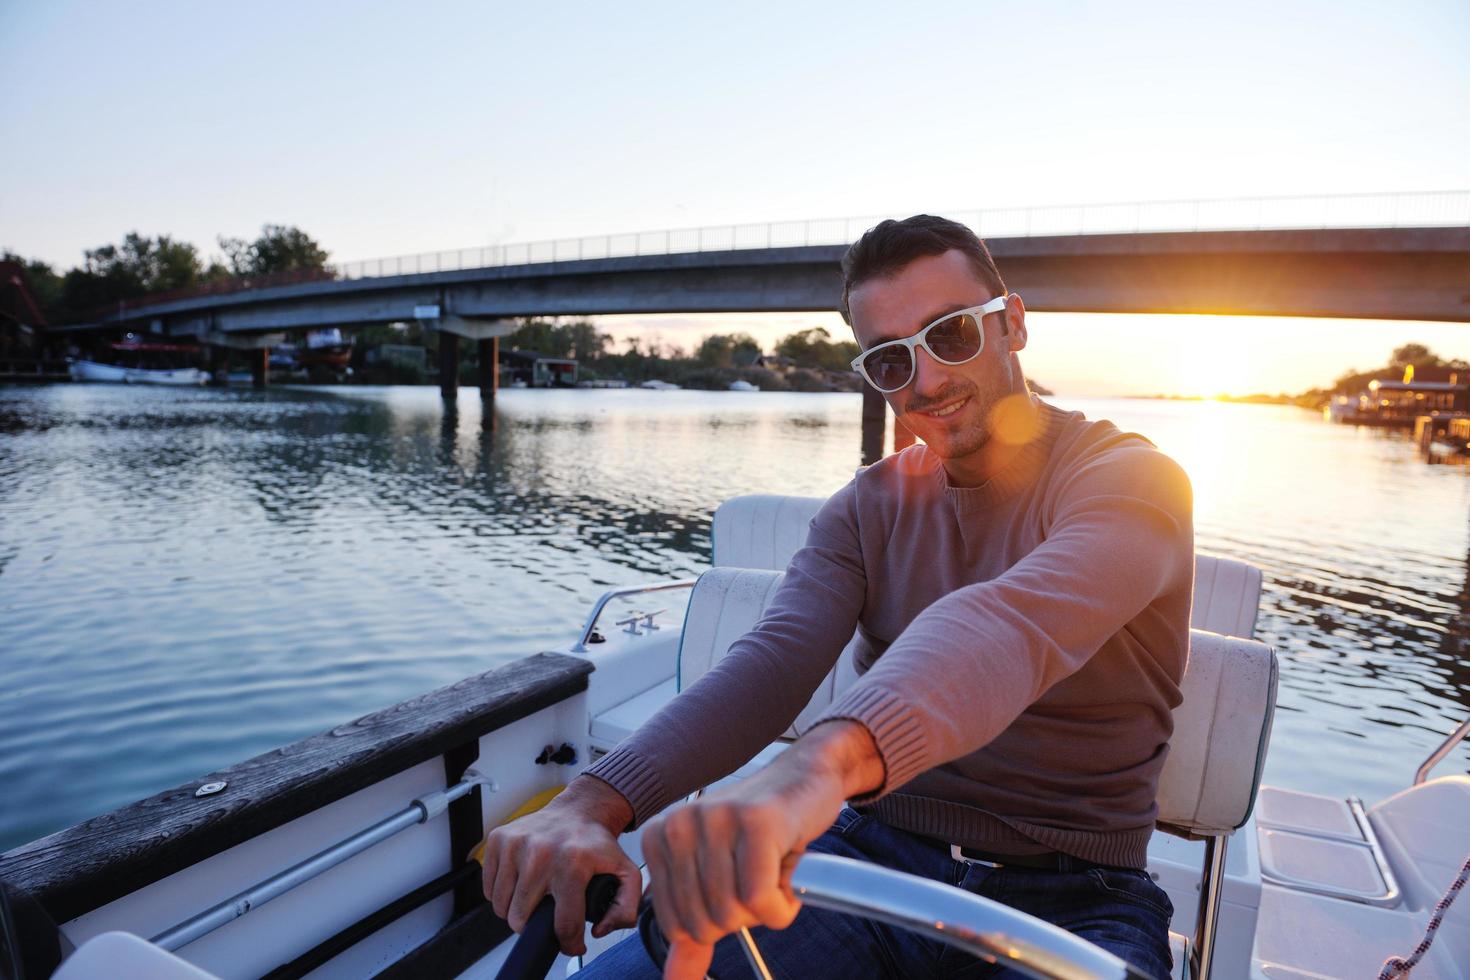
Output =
[{"x1": 850, "y1": 295, "x2": 1010, "y2": 393}]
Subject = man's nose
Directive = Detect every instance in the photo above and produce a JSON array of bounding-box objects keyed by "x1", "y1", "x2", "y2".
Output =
[{"x1": 910, "y1": 346, "x2": 952, "y2": 398}]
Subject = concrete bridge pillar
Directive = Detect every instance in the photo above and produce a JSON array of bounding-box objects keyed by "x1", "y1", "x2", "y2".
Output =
[
  {"x1": 438, "y1": 333, "x2": 459, "y2": 404},
  {"x1": 197, "y1": 331, "x2": 283, "y2": 390},
  {"x1": 427, "y1": 315, "x2": 515, "y2": 406},
  {"x1": 206, "y1": 345, "x2": 228, "y2": 386},
  {"x1": 861, "y1": 389, "x2": 914, "y2": 462},
  {"x1": 477, "y1": 337, "x2": 499, "y2": 401},
  {"x1": 861, "y1": 386, "x2": 885, "y2": 465},
  {"x1": 893, "y1": 416, "x2": 915, "y2": 453}
]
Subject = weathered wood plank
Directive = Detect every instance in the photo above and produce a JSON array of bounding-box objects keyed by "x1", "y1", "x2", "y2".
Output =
[{"x1": 0, "y1": 652, "x2": 592, "y2": 923}]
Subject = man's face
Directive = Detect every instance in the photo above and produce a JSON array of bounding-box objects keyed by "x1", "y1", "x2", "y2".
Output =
[{"x1": 848, "y1": 249, "x2": 1028, "y2": 462}]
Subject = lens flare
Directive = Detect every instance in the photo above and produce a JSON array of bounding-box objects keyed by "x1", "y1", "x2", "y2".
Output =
[{"x1": 989, "y1": 393, "x2": 1042, "y2": 446}]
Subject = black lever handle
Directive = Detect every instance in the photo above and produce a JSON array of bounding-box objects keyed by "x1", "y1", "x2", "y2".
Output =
[{"x1": 492, "y1": 873, "x2": 622, "y2": 980}]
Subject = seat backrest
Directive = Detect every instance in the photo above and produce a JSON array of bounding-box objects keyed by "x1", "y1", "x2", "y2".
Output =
[
  {"x1": 711, "y1": 495, "x2": 824, "y2": 571},
  {"x1": 678, "y1": 566, "x2": 1278, "y2": 836},
  {"x1": 1191, "y1": 554, "x2": 1263, "y2": 639},
  {"x1": 711, "y1": 494, "x2": 1264, "y2": 639},
  {"x1": 677, "y1": 566, "x2": 838, "y2": 738},
  {"x1": 1156, "y1": 629, "x2": 1278, "y2": 836}
]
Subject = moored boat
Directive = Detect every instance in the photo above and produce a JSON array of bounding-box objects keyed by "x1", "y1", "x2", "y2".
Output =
[
  {"x1": 67, "y1": 339, "x2": 208, "y2": 386},
  {"x1": 2, "y1": 494, "x2": 1467, "y2": 979},
  {"x1": 297, "y1": 328, "x2": 353, "y2": 370}
]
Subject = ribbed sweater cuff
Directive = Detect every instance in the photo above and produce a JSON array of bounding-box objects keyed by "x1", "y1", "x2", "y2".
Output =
[
  {"x1": 584, "y1": 747, "x2": 671, "y2": 829},
  {"x1": 815, "y1": 686, "x2": 929, "y2": 803}
]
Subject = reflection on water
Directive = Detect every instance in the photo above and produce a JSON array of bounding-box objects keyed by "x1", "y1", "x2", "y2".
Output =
[{"x1": 1, "y1": 384, "x2": 1466, "y2": 850}]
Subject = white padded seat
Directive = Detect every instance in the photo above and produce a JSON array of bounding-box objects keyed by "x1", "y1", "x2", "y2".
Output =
[
  {"x1": 1156, "y1": 629, "x2": 1278, "y2": 836},
  {"x1": 711, "y1": 494, "x2": 1264, "y2": 640},
  {"x1": 53, "y1": 932, "x2": 221, "y2": 980},
  {"x1": 1191, "y1": 554, "x2": 1263, "y2": 639},
  {"x1": 678, "y1": 566, "x2": 1278, "y2": 837},
  {"x1": 711, "y1": 495, "x2": 824, "y2": 571},
  {"x1": 677, "y1": 567, "x2": 839, "y2": 737}
]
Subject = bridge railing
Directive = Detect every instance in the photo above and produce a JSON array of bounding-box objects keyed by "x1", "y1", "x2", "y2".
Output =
[{"x1": 331, "y1": 189, "x2": 1470, "y2": 282}]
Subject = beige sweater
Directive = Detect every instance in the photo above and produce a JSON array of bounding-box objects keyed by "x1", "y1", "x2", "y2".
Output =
[{"x1": 587, "y1": 400, "x2": 1194, "y2": 869}]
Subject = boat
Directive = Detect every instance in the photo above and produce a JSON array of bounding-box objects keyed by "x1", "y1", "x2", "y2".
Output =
[
  {"x1": 67, "y1": 339, "x2": 208, "y2": 386},
  {"x1": 728, "y1": 379, "x2": 759, "y2": 392},
  {"x1": 2, "y1": 493, "x2": 1467, "y2": 980},
  {"x1": 297, "y1": 329, "x2": 354, "y2": 370},
  {"x1": 638, "y1": 379, "x2": 680, "y2": 390},
  {"x1": 269, "y1": 344, "x2": 300, "y2": 371}
]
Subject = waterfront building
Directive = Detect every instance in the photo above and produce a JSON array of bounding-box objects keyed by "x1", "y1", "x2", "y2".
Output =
[
  {"x1": 1364, "y1": 365, "x2": 1469, "y2": 422},
  {"x1": 498, "y1": 348, "x2": 579, "y2": 387}
]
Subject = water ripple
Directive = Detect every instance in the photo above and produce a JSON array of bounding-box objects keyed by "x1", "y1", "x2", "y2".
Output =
[{"x1": 1, "y1": 385, "x2": 1466, "y2": 851}]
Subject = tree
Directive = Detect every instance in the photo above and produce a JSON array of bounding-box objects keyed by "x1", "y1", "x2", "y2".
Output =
[
  {"x1": 565, "y1": 321, "x2": 610, "y2": 361},
  {"x1": 46, "y1": 232, "x2": 209, "y2": 318},
  {"x1": 218, "y1": 224, "x2": 330, "y2": 277},
  {"x1": 775, "y1": 326, "x2": 860, "y2": 372},
  {"x1": 84, "y1": 232, "x2": 205, "y2": 294},
  {"x1": 1390, "y1": 343, "x2": 1437, "y2": 369}
]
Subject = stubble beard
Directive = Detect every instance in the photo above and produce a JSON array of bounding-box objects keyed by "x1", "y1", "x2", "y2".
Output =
[{"x1": 909, "y1": 359, "x2": 1013, "y2": 461}]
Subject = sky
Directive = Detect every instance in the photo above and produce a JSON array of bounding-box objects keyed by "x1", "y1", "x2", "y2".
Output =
[{"x1": 3, "y1": 0, "x2": 1467, "y2": 395}]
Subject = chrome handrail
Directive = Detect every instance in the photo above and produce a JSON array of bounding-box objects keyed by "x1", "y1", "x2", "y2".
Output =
[
  {"x1": 150, "y1": 777, "x2": 484, "y2": 951},
  {"x1": 570, "y1": 579, "x2": 697, "y2": 653},
  {"x1": 788, "y1": 853, "x2": 1138, "y2": 980},
  {"x1": 1414, "y1": 712, "x2": 1470, "y2": 785}
]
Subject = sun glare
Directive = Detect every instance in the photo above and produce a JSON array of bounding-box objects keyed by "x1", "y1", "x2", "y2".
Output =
[{"x1": 1167, "y1": 317, "x2": 1263, "y2": 398}]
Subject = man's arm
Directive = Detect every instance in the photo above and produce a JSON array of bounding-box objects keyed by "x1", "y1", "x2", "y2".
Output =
[
  {"x1": 482, "y1": 484, "x2": 868, "y2": 953},
  {"x1": 583, "y1": 483, "x2": 869, "y2": 825}
]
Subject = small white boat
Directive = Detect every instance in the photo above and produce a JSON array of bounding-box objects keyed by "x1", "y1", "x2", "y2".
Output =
[
  {"x1": 68, "y1": 337, "x2": 209, "y2": 386},
  {"x1": 4, "y1": 494, "x2": 1467, "y2": 980},
  {"x1": 68, "y1": 359, "x2": 208, "y2": 386},
  {"x1": 728, "y1": 379, "x2": 759, "y2": 392},
  {"x1": 639, "y1": 379, "x2": 681, "y2": 390}
]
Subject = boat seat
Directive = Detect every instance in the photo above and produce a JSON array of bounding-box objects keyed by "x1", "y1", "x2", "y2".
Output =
[{"x1": 710, "y1": 494, "x2": 1264, "y2": 639}]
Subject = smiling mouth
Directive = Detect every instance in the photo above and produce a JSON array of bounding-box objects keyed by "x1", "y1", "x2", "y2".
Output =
[{"x1": 915, "y1": 395, "x2": 970, "y2": 420}]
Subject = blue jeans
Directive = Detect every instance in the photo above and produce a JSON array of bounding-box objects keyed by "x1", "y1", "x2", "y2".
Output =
[{"x1": 580, "y1": 808, "x2": 1173, "y2": 980}]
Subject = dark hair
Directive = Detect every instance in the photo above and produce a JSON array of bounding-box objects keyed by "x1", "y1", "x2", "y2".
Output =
[{"x1": 840, "y1": 214, "x2": 1007, "y2": 323}]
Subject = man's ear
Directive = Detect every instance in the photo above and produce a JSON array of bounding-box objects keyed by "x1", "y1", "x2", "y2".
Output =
[{"x1": 1004, "y1": 294, "x2": 1028, "y2": 351}]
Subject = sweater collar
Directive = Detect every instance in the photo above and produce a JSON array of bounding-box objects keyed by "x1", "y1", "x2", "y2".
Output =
[{"x1": 938, "y1": 398, "x2": 1069, "y2": 509}]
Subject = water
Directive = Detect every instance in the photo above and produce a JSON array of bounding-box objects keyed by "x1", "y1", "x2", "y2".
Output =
[{"x1": 1, "y1": 384, "x2": 1467, "y2": 852}]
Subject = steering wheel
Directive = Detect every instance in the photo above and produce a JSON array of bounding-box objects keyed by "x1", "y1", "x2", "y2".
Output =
[{"x1": 494, "y1": 853, "x2": 1153, "y2": 980}]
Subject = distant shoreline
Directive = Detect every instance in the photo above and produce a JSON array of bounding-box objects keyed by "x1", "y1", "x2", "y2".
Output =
[{"x1": 1120, "y1": 393, "x2": 1318, "y2": 408}]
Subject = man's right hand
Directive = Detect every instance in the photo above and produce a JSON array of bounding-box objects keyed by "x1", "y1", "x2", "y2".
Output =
[{"x1": 481, "y1": 775, "x2": 641, "y2": 956}]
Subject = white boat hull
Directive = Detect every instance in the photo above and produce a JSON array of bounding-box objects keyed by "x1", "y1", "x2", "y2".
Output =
[{"x1": 69, "y1": 360, "x2": 208, "y2": 386}]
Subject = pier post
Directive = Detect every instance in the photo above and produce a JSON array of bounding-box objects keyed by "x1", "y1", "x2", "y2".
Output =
[
  {"x1": 893, "y1": 416, "x2": 915, "y2": 453},
  {"x1": 861, "y1": 385, "x2": 885, "y2": 465},
  {"x1": 439, "y1": 333, "x2": 460, "y2": 404},
  {"x1": 206, "y1": 345, "x2": 227, "y2": 386},
  {"x1": 250, "y1": 348, "x2": 269, "y2": 389},
  {"x1": 477, "y1": 337, "x2": 498, "y2": 402}
]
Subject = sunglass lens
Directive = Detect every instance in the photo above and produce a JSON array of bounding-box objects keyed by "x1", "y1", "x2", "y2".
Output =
[
  {"x1": 863, "y1": 345, "x2": 913, "y2": 391},
  {"x1": 926, "y1": 313, "x2": 982, "y2": 363}
]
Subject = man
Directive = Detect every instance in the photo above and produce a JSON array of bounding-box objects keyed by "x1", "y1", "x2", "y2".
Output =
[{"x1": 483, "y1": 215, "x2": 1194, "y2": 979}]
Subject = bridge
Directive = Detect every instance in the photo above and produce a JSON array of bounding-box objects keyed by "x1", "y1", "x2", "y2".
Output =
[{"x1": 43, "y1": 191, "x2": 1470, "y2": 459}]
